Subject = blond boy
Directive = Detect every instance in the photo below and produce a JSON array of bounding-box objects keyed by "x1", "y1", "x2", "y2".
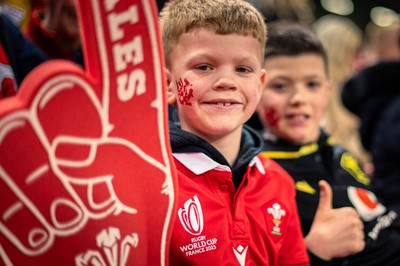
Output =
[{"x1": 160, "y1": 1, "x2": 310, "y2": 265}]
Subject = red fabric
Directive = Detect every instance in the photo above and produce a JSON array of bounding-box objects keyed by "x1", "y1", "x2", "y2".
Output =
[
  {"x1": 0, "y1": 43, "x2": 16, "y2": 99},
  {"x1": 169, "y1": 153, "x2": 309, "y2": 265}
]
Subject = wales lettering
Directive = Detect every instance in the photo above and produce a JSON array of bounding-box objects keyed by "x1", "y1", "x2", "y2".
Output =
[{"x1": 105, "y1": 0, "x2": 146, "y2": 102}]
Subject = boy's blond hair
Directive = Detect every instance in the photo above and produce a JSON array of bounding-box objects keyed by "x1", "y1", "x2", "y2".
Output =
[{"x1": 159, "y1": 0, "x2": 267, "y2": 67}]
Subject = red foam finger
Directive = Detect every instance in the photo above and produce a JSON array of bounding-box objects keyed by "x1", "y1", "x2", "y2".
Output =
[{"x1": 0, "y1": 0, "x2": 177, "y2": 265}]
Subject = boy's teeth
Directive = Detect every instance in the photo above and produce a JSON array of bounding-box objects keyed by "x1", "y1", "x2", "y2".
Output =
[{"x1": 216, "y1": 102, "x2": 231, "y2": 106}]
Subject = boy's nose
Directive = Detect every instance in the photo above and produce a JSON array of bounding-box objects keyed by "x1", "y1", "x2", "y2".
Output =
[
  {"x1": 289, "y1": 87, "x2": 307, "y2": 105},
  {"x1": 213, "y1": 70, "x2": 237, "y2": 90}
]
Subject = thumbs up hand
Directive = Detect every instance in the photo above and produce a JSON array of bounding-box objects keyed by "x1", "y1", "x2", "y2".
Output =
[{"x1": 305, "y1": 180, "x2": 365, "y2": 260}]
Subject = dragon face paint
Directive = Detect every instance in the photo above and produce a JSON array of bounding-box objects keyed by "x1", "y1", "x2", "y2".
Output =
[
  {"x1": 176, "y1": 78, "x2": 194, "y2": 106},
  {"x1": 263, "y1": 107, "x2": 280, "y2": 128}
]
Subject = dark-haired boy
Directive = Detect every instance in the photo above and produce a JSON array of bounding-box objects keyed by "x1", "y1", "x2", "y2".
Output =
[{"x1": 258, "y1": 21, "x2": 400, "y2": 265}]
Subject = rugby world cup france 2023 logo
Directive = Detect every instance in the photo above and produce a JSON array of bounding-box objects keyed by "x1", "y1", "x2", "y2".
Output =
[
  {"x1": 178, "y1": 196, "x2": 204, "y2": 236},
  {"x1": 0, "y1": 0, "x2": 177, "y2": 265}
]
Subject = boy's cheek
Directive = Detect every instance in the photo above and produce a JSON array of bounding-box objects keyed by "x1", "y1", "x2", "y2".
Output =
[
  {"x1": 262, "y1": 107, "x2": 280, "y2": 128},
  {"x1": 175, "y1": 77, "x2": 194, "y2": 106}
]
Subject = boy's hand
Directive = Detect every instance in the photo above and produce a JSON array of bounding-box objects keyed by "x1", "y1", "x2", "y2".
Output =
[{"x1": 305, "y1": 180, "x2": 365, "y2": 260}]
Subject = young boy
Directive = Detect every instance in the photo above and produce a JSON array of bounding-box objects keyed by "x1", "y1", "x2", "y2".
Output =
[
  {"x1": 258, "y1": 21, "x2": 400, "y2": 265},
  {"x1": 159, "y1": 1, "x2": 310, "y2": 265}
]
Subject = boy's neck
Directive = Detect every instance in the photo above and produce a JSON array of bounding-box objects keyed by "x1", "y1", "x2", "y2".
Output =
[{"x1": 206, "y1": 130, "x2": 242, "y2": 167}]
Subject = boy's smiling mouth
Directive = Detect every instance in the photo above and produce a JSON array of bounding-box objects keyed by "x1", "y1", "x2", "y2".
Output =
[
  {"x1": 216, "y1": 102, "x2": 232, "y2": 106},
  {"x1": 286, "y1": 114, "x2": 310, "y2": 119},
  {"x1": 285, "y1": 114, "x2": 311, "y2": 125},
  {"x1": 204, "y1": 99, "x2": 240, "y2": 107}
]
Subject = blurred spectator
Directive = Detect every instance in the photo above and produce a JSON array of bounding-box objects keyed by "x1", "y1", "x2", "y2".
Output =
[
  {"x1": 363, "y1": 21, "x2": 400, "y2": 66},
  {"x1": 342, "y1": 60, "x2": 400, "y2": 214},
  {"x1": 341, "y1": 19, "x2": 400, "y2": 211},
  {"x1": 0, "y1": 10, "x2": 47, "y2": 98},
  {"x1": 253, "y1": 0, "x2": 315, "y2": 25},
  {"x1": 24, "y1": 0, "x2": 83, "y2": 66},
  {"x1": 313, "y1": 15, "x2": 371, "y2": 168}
]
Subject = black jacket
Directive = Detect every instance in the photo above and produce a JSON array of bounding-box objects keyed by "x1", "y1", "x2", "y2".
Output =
[
  {"x1": 0, "y1": 12, "x2": 47, "y2": 87},
  {"x1": 341, "y1": 61, "x2": 400, "y2": 213},
  {"x1": 262, "y1": 129, "x2": 400, "y2": 266}
]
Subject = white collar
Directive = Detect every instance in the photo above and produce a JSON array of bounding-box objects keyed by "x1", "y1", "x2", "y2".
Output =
[{"x1": 173, "y1": 152, "x2": 231, "y2": 175}]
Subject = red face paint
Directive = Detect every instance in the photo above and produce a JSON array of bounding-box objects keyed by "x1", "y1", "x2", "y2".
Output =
[
  {"x1": 176, "y1": 78, "x2": 194, "y2": 106},
  {"x1": 264, "y1": 107, "x2": 280, "y2": 128}
]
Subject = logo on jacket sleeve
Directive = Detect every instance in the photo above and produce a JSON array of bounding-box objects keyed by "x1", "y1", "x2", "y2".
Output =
[
  {"x1": 296, "y1": 180, "x2": 316, "y2": 194},
  {"x1": 262, "y1": 199, "x2": 288, "y2": 242},
  {"x1": 178, "y1": 196, "x2": 204, "y2": 235},
  {"x1": 347, "y1": 187, "x2": 386, "y2": 221},
  {"x1": 341, "y1": 152, "x2": 370, "y2": 185}
]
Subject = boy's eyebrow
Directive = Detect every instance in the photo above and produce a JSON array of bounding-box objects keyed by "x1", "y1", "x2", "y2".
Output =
[
  {"x1": 186, "y1": 52, "x2": 214, "y2": 61},
  {"x1": 187, "y1": 52, "x2": 260, "y2": 65},
  {"x1": 266, "y1": 73, "x2": 326, "y2": 80}
]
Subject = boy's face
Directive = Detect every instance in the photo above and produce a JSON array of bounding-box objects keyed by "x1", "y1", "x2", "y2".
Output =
[
  {"x1": 257, "y1": 54, "x2": 330, "y2": 144},
  {"x1": 166, "y1": 28, "x2": 266, "y2": 142}
]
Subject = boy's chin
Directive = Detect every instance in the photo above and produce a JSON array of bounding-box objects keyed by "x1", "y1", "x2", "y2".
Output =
[{"x1": 282, "y1": 132, "x2": 313, "y2": 145}]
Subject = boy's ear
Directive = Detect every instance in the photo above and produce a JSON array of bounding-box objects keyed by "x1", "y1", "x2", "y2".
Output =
[
  {"x1": 260, "y1": 68, "x2": 267, "y2": 86},
  {"x1": 325, "y1": 80, "x2": 333, "y2": 97},
  {"x1": 164, "y1": 68, "x2": 176, "y2": 104},
  {"x1": 327, "y1": 80, "x2": 332, "y2": 92},
  {"x1": 258, "y1": 68, "x2": 267, "y2": 95},
  {"x1": 323, "y1": 81, "x2": 332, "y2": 109}
]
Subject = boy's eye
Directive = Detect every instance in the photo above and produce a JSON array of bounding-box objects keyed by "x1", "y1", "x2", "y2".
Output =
[
  {"x1": 236, "y1": 66, "x2": 252, "y2": 73},
  {"x1": 269, "y1": 83, "x2": 287, "y2": 91},
  {"x1": 195, "y1": 64, "x2": 212, "y2": 71},
  {"x1": 307, "y1": 81, "x2": 321, "y2": 89}
]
